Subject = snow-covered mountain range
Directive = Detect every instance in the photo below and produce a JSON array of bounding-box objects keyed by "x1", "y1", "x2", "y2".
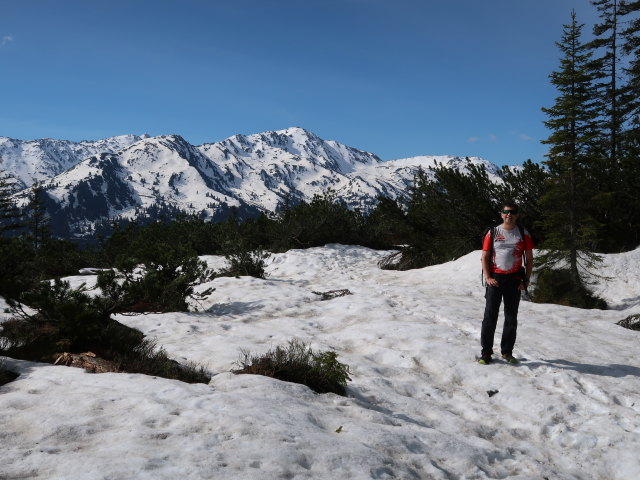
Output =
[{"x1": 1, "y1": 128, "x2": 499, "y2": 237}]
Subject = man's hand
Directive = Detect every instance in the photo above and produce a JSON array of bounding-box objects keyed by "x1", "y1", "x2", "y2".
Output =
[{"x1": 486, "y1": 277, "x2": 498, "y2": 287}]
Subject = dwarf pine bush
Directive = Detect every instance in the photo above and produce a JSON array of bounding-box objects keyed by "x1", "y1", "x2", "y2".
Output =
[
  {"x1": 2, "y1": 279, "x2": 210, "y2": 383},
  {"x1": 219, "y1": 248, "x2": 270, "y2": 279},
  {"x1": 5, "y1": 279, "x2": 111, "y2": 357},
  {"x1": 111, "y1": 338, "x2": 211, "y2": 383},
  {"x1": 233, "y1": 339, "x2": 351, "y2": 395},
  {"x1": 97, "y1": 240, "x2": 214, "y2": 313},
  {"x1": 531, "y1": 268, "x2": 607, "y2": 309}
]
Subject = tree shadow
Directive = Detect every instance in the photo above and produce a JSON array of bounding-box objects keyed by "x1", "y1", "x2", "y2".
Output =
[
  {"x1": 607, "y1": 296, "x2": 640, "y2": 310},
  {"x1": 204, "y1": 301, "x2": 264, "y2": 316},
  {"x1": 0, "y1": 356, "x2": 39, "y2": 388},
  {"x1": 525, "y1": 358, "x2": 640, "y2": 378},
  {"x1": 347, "y1": 387, "x2": 433, "y2": 429},
  {"x1": 0, "y1": 366, "x2": 20, "y2": 387}
]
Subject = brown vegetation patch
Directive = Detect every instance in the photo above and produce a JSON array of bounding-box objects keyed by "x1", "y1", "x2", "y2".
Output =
[{"x1": 54, "y1": 351, "x2": 121, "y2": 373}]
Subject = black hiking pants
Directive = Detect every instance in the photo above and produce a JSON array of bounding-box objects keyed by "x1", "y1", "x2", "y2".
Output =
[{"x1": 481, "y1": 274, "x2": 521, "y2": 356}]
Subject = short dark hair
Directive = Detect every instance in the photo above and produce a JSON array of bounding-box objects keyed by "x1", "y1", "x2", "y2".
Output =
[{"x1": 501, "y1": 200, "x2": 519, "y2": 210}]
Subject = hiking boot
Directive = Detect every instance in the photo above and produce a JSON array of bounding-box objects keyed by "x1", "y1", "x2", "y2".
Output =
[
  {"x1": 478, "y1": 354, "x2": 492, "y2": 365},
  {"x1": 501, "y1": 354, "x2": 519, "y2": 364}
]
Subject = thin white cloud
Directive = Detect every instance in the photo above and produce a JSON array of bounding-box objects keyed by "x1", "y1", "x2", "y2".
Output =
[
  {"x1": 518, "y1": 133, "x2": 533, "y2": 141},
  {"x1": 467, "y1": 135, "x2": 497, "y2": 143},
  {"x1": 2, "y1": 35, "x2": 13, "y2": 46}
]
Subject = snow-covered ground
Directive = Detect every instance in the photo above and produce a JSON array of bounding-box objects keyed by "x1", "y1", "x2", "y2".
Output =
[{"x1": 1, "y1": 245, "x2": 639, "y2": 479}]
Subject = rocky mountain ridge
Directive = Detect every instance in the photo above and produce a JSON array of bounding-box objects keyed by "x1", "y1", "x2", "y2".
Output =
[
  {"x1": 0, "y1": 134, "x2": 150, "y2": 189},
  {"x1": 3, "y1": 128, "x2": 499, "y2": 238}
]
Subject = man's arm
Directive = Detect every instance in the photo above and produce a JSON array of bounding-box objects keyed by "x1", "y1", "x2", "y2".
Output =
[
  {"x1": 482, "y1": 249, "x2": 498, "y2": 287},
  {"x1": 517, "y1": 249, "x2": 534, "y2": 291},
  {"x1": 524, "y1": 249, "x2": 533, "y2": 286}
]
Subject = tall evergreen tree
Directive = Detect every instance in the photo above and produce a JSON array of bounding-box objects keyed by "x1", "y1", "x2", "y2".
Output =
[
  {"x1": 590, "y1": 0, "x2": 625, "y2": 164},
  {"x1": 26, "y1": 181, "x2": 52, "y2": 250},
  {"x1": 0, "y1": 172, "x2": 35, "y2": 299},
  {"x1": 0, "y1": 171, "x2": 22, "y2": 235},
  {"x1": 620, "y1": 1, "x2": 640, "y2": 132},
  {"x1": 616, "y1": 1, "x2": 640, "y2": 248},
  {"x1": 539, "y1": 11, "x2": 602, "y2": 288},
  {"x1": 588, "y1": 0, "x2": 634, "y2": 251}
]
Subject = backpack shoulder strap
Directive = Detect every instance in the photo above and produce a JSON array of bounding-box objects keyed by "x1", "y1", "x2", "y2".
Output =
[
  {"x1": 517, "y1": 224, "x2": 527, "y2": 269},
  {"x1": 481, "y1": 227, "x2": 495, "y2": 287},
  {"x1": 490, "y1": 226, "x2": 495, "y2": 257}
]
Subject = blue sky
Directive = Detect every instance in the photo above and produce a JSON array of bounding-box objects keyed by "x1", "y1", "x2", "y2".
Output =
[{"x1": 0, "y1": 0, "x2": 601, "y2": 166}]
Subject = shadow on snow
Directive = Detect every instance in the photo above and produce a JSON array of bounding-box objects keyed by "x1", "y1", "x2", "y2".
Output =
[{"x1": 525, "y1": 358, "x2": 640, "y2": 378}]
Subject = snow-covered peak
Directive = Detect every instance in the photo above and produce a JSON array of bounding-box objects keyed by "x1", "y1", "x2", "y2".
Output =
[
  {"x1": 384, "y1": 155, "x2": 500, "y2": 175},
  {"x1": 0, "y1": 134, "x2": 149, "y2": 188},
  {"x1": 88, "y1": 133, "x2": 151, "y2": 152},
  {"x1": 270, "y1": 126, "x2": 320, "y2": 144},
  {"x1": 122, "y1": 134, "x2": 192, "y2": 154},
  {"x1": 118, "y1": 135, "x2": 210, "y2": 173},
  {"x1": 201, "y1": 127, "x2": 381, "y2": 175}
]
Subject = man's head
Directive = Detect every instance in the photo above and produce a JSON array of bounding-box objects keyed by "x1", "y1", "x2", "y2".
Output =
[{"x1": 500, "y1": 201, "x2": 519, "y2": 226}]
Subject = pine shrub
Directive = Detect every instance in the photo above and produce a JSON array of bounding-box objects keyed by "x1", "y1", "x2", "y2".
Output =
[
  {"x1": 34, "y1": 239, "x2": 92, "y2": 278},
  {"x1": 362, "y1": 196, "x2": 411, "y2": 249},
  {"x1": 97, "y1": 240, "x2": 214, "y2": 313},
  {"x1": 233, "y1": 339, "x2": 351, "y2": 395},
  {"x1": 0, "y1": 237, "x2": 38, "y2": 299},
  {"x1": 385, "y1": 162, "x2": 500, "y2": 270},
  {"x1": 531, "y1": 269, "x2": 607, "y2": 309},
  {"x1": 268, "y1": 191, "x2": 367, "y2": 250},
  {"x1": 111, "y1": 338, "x2": 211, "y2": 384},
  {"x1": 1, "y1": 280, "x2": 210, "y2": 383},
  {"x1": 379, "y1": 246, "x2": 441, "y2": 271},
  {"x1": 5, "y1": 279, "x2": 110, "y2": 357},
  {"x1": 219, "y1": 248, "x2": 270, "y2": 279}
]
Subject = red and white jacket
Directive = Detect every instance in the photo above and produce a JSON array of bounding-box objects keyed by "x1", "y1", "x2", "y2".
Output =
[{"x1": 483, "y1": 226, "x2": 534, "y2": 275}]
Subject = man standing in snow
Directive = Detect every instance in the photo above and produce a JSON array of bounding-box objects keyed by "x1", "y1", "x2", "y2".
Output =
[{"x1": 479, "y1": 201, "x2": 534, "y2": 365}]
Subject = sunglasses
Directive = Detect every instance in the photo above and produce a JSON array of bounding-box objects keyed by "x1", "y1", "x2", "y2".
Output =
[{"x1": 501, "y1": 209, "x2": 519, "y2": 215}]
